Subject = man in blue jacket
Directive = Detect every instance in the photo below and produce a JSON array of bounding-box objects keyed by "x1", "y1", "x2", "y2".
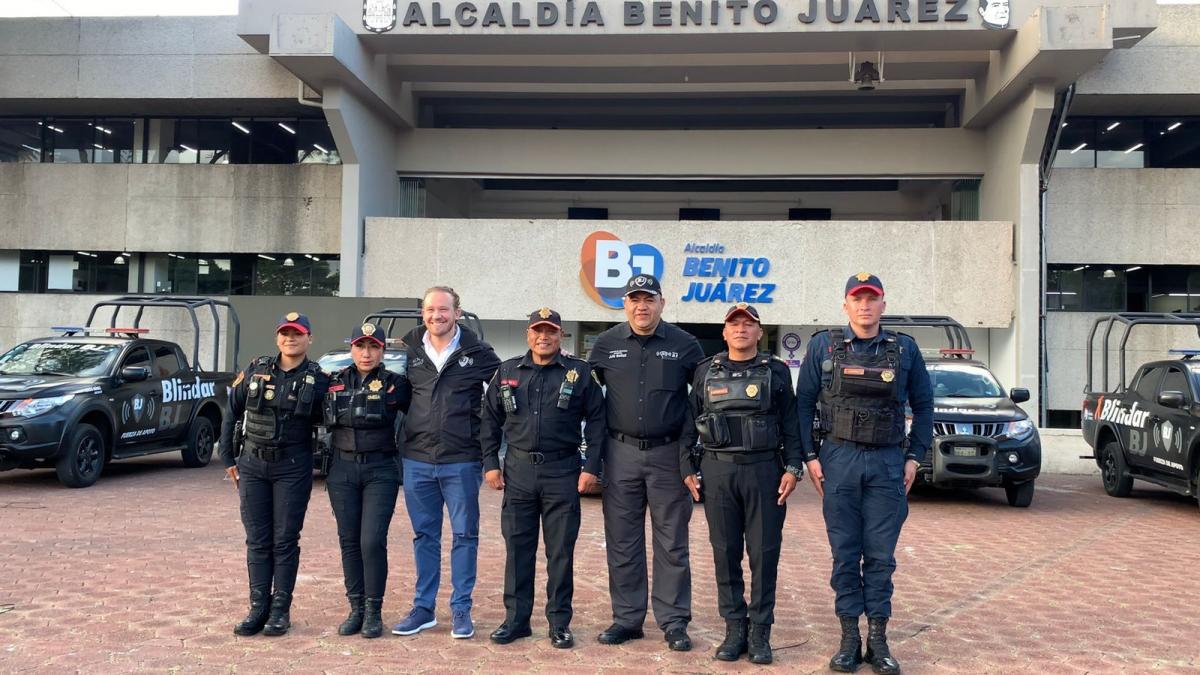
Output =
[
  {"x1": 392, "y1": 286, "x2": 500, "y2": 640},
  {"x1": 795, "y1": 273, "x2": 933, "y2": 675}
]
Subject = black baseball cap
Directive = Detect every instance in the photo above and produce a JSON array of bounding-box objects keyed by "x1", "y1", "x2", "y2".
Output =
[
  {"x1": 623, "y1": 274, "x2": 662, "y2": 297},
  {"x1": 276, "y1": 311, "x2": 312, "y2": 335},
  {"x1": 724, "y1": 303, "x2": 761, "y2": 323},
  {"x1": 351, "y1": 321, "x2": 387, "y2": 347},
  {"x1": 845, "y1": 273, "x2": 885, "y2": 297},
  {"x1": 528, "y1": 307, "x2": 563, "y2": 331}
]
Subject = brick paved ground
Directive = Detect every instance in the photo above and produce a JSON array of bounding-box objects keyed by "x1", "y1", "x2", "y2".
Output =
[{"x1": 1, "y1": 458, "x2": 1198, "y2": 674}]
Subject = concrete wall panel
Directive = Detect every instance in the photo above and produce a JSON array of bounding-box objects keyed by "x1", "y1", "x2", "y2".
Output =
[
  {"x1": 362, "y1": 218, "x2": 1015, "y2": 327},
  {"x1": 1, "y1": 164, "x2": 341, "y2": 255},
  {"x1": 1046, "y1": 169, "x2": 1200, "y2": 265}
]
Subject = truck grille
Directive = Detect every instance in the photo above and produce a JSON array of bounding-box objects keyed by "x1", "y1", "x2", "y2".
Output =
[
  {"x1": 0, "y1": 400, "x2": 15, "y2": 414},
  {"x1": 933, "y1": 422, "x2": 1006, "y2": 438}
]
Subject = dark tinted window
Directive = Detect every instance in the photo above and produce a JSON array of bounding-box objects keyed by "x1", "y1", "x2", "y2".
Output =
[
  {"x1": 0, "y1": 119, "x2": 42, "y2": 162},
  {"x1": 568, "y1": 207, "x2": 608, "y2": 219},
  {"x1": 152, "y1": 345, "x2": 183, "y2": 378},
  {"x1": 121, "y1": 346, "x2": 153, "y2": 371},
  {"x1": 1160, "y1": 368, "x2": 1192, "y2": 401},
  {"x1": 1134, "y1": 367, "x2": 1162, "y2": 399},
  {"x1": 679, "y1": 208, "x2": 720, "y2": 220}
]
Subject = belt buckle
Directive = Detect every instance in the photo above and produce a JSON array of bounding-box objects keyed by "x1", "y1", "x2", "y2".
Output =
[
  {"x1": 637, "y1": 440, "x2": 652, "y2": 451},
  {"x1": 529, "y1": 451, "x2": 545, "y2": 465}
]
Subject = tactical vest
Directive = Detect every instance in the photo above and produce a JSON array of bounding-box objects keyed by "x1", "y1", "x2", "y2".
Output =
[
  {"x1": 243, "y1": 357, "x2": 321, "y2": 447},
  {"x1": 323, "y1": 368, "x2": 396, "y2": 453},
  {"x1": 818, "y1": 331, "x2": 904, "y2": 446},
  {"x1": 695, "y1": 354, "x2": 780, "y2": 452}
]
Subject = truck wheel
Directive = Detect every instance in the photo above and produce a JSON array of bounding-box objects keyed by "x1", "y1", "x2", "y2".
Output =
[
  {"x1": 55, "y1": 423, "x2": 105, "y2": 488},
  {"x1": 1100, "y1": 441, "x2": 1133, "y2": 498},
  {"x1": 1004, "y1": 479, "x2": 1035, "y2": 508},
  {"x1": 182, "y1": 416, "x2": 215, "y2": 468}
]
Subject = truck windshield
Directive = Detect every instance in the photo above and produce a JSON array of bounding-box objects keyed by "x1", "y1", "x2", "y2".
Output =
[
  {"x1": 0, "y1": 342, "x2": 120, "y2": 377},
  {"x1": 929, "y1": 365, "x2": 1004, "y2": 398}
]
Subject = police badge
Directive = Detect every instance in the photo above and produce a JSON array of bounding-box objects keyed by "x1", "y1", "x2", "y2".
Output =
[
  {"x1": 368, "y1": 379, "x2": 383, "y2": 392},
  {"x1": 746, "y1": 384, "x2": 760, "y2": 398},
  {"x1": 363, "y1": 0, "x2": 398, "y2": 33},
  {"x1": 566, "y1": 369, "x2": 579, "y2": 383}
]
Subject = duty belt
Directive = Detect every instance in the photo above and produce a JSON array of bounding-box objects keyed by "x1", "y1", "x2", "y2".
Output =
[
  {"x1": 338, "y1": 449, "x2": 398, "y2": 464},
  {"x1": 609, "y1": 431, "x2": 679, "y2": 451},
  {"x1": 507, "y1": 447, "x2": 578, "y2": 465},
  {"x1": 705, "y1": 449, "x2": 778, "y2": 465},
  {"x1": 247, "y1": 445, "x2": 284, "y2": 462}
]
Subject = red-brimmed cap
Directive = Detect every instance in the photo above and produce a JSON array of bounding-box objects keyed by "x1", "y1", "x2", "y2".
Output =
[
  {"x1": 276, "y1": 311, "x2": 312, "y2": 335},
  {"x1": 724, "y1": 303, "x2": 761, "y2": 323},
  {"x1": 845, "y1": 273, "x2": 885, "y2": 297}
]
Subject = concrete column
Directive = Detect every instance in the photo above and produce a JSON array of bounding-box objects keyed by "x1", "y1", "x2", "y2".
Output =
[
  {"x1": 322, "y1": 84, "x2": 401, "y2": 297},
  {"x1": 980, "y1": 84, "x2": 1056, "y2": 423}
]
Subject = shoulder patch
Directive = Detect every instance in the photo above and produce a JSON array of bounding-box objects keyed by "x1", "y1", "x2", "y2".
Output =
[{"x1": 232, "y1": 371, "x2": 245, "y2": 387}]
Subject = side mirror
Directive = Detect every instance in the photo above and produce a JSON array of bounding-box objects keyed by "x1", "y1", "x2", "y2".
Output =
[
  {"x1": 1158, "y1": 391, "x2": 1186, "y2": 409},
  {"x1": 120, "y1": 366, "x2": 150, "y2": 383},
  {"x1": 1010, "y1": 388, "x2": 1031, "y2": 404}
]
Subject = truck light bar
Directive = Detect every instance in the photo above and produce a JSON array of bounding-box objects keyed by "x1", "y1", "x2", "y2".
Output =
[
  {"x1": 104, "y1": 327, "x2": 150, "y2": 335},
  {"x1": 1169, "y1": 348, "x2": 1200, "y2": 358},
  {"x1": 939, "y1": 348, "x2": 976, "y2": 357}
]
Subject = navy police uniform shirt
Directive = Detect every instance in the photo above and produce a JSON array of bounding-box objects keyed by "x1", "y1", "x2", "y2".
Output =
[
  {"x1": 481, "y1": 351, "x2": 608, "y2": 475},
  {"x1": 795, "y1": 327, "x2": 934, "y2": 464}
]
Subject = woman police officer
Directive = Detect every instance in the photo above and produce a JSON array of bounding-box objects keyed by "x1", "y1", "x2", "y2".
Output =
[
  {"x1": 222, "y1": 312, "x2": 330, "y2": 637},
  {"x1": 323, "y1": 321, "x2": 411, "y2": 638}
]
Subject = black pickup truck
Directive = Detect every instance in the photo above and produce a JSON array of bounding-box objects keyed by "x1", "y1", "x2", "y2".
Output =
[
  {"x1": 882, "y1": 316, "x2": 1041, "y2": 507},
  {"x1": 1082, "y1": 313, "x2": 1200, "y2": 510},
  {"x1": 0, "y1": 296, "x2": 240, "y2": 488}
]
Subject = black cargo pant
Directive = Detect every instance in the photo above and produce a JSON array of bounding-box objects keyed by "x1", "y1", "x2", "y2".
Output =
[
  {"x1": 501, "y1": 450, "x2": 581, "y2": 628},
  {"x1": 602, "y1": 438, "x2": 692, "y2": 632},
  {"x1": 237, "y1": 445, "x2": 314, "y2": 595},
  {"x1": 327, "y1": 450, "x2": 401, "y2": 599},
  {"x1": 700, "y1": 451, "x2": 787, "y2": 626}
]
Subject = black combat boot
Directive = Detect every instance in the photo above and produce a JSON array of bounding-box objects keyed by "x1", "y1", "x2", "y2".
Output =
[
  {"x1": 262, "y1": 591, "x2": 293, "y2": 636},
  {"x1": 747, "y1": 624, "x2": 773, "y2": 665},
  {"x1": 714, "y1": 618, "x2": 748, "y2": 661},
  {"x1": 338, "y1": 594, "x2": 365, "y2": 636},
  {"x1": 830, "y1": 615, "x2": 864, "y2": 672},
  {"x1": 864, "y1": 617, "x2": 901, "y2": 675},
  {"x1": 361, "y1": 598, "x2": 384, "y2": 639},
  {"x1": 233, "y1": 588, "x2": 271, "y2": 636}
]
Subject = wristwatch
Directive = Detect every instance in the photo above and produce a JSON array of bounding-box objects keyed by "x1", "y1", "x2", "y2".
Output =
[{"x1": 783, "y1": 464, "x2": 803, "y2": 479}]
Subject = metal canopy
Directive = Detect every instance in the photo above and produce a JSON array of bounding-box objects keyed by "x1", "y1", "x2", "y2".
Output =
[
  {"x1": 84, "y1": 295, "x2": 241, "y2": 373},
  {"x1": 1085, "y1": 312, "x2": 1200, "y2": 393}
]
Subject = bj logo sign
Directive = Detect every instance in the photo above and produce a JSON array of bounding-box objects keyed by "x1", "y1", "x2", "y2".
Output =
[{"x1": 579, "y1": 231, "x2": 663, "y2": 310}]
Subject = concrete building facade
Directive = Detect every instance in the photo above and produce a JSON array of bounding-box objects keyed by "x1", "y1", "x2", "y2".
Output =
[{"x1": 2, "y1": 1, "x2": 1197, "y2": 427}]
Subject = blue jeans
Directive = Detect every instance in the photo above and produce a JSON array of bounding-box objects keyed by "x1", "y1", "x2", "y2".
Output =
[{"x1": 403, "y1": 459, "x2": 482, "y2": 612}]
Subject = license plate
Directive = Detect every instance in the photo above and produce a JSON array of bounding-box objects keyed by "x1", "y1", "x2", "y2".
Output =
[{"x1": 952, "y1": 445, "x2": 978, "y2": 457}]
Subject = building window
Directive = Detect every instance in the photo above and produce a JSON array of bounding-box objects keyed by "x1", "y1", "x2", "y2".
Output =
[
  {"x1": 1056, "y1": 116, "x2": 1200, "y2": 169},
  {"x1": 568, "y1": 207, "x2": 609, "y2": 219},
  {"x1": 255, "y1": 254, "x2": 340, "y2": 296},
  {"x1": 1047, "y1": 264, "x2": 1200, "y2": 312},
  {"x1": 679, "y1": 207, "x2": 720, "y2": 220},
  {"x1": 2, "y1": 116, "x2": 340, "y2": 165},
  {"x1": 0, "y1": 119, "x2": 42, "y2": 162}
]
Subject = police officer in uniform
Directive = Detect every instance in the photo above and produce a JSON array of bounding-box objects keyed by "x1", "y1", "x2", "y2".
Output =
[
  {"x1": 323, "y1": 322, "x2": 411, "y2": 638},
  {"x1": 481, "y1": 308, "x2": 607, "y2": 649},
  {"x1": 222, "y1": 312, "x2": 331, "y2": 637},
  {"x1": 687, "y1": 303, "x2": 804, "y2": 665},
  {"x1": 588, "y1": 274, "x2": 704, "y2": 652},
  {"x1": 795, "y1": 275, "x2": 933, "y2": 674}
]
